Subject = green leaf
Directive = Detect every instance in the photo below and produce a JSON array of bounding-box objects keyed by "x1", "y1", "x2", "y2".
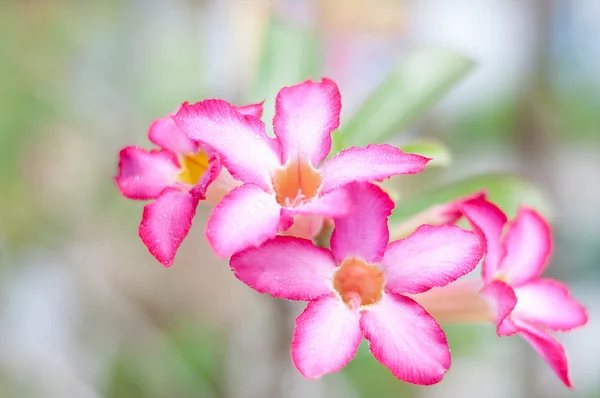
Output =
[
  {"x1": 341, "y1": 47, "x2": 475, "y2": 147},
  {"x1": 251, "y1": 19, "x2": 322, "y2": 134},
  {"x1": 390, "y1": 173, "x2": 552, "y2": 223},
  {"x1": 342, "y1": 341, "x2": 416, "y2": 397},
  {"x1": 400, "y1": 139, "x2": 451, "y2": 167}
]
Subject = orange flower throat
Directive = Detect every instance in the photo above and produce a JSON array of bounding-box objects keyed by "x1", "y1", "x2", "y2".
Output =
[{"x1": 333, "y1": 258, "x2": 385, "y2": 309}]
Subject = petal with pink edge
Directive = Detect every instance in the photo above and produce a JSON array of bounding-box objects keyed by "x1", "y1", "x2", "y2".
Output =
[
  {"x1": 148, "y1": 115, "x2": 198, "y2": 154},
  {"x1": 139, "y1": 188, "x2": 197, "y2": 266},
  {"x1": 231, "y1": 236, "x2": 337, "y2": 301},
  {"x1": 206, "y1": 184, "x2": 283, "y2": 257},
  {"x1": 480, "y1": 280, "x2": 518, "y2": 336},
  {"x1": 189, "y1": 154, "x2": 222, "y2": 201},
  {"x1": 234, "y1": 101, "x2": 265, "y2": 119},
  {"x1": 460, "y1": 198, "x2": 508, "y2": 283},
  {"x1": 172, "y1": 100, "x2": 280, "y2": 188},
  {"x1": 331, "y1": 183, "x2": 393, "y2": 263},
  {"x1": 360, "y1": 294, "x2": 450, "y2": 385},
  {"x1": 115, "y1": 146, "x2": 180, "y2": 200},
  {"x1": 319, "y1": 144, "x2": 430, "y2": 193},
  {"x1": 498, "y1": 208, "x2": 552, "y2": 286},
  {"x1": 292, "y1": 295, "x2": 362, "y2": 379},
  {"x1": 516, "y1": 320, "x2": 572, "y2": 387},
  {"x1": 382, "y1": 225, "x2": 484, "y2": 295},
  {"x1": 513, "y1": 279, "x2": 587, "y2": 331},
  {"x1": 287, "y1": 186, "x2": 353, "y2": 218},
  {"x1": 274, "y1": 79, "x2": 340, "y2": 166}
]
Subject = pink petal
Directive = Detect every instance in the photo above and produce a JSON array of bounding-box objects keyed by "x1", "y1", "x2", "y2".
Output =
[
  {"x1": 330, "y1": 183, "x2": 393, "y2": 263},
  {"x1": 115, "y1": 146, "x2": 180, "y2": 200},
  {"x1": 230, "y1": 236, "x2": 337, "y2": 301},
  {"x1": 360, "y1": 294, "x2": 450, "y2": 385},
  {"x1": 280, "y1": 214, "x2": 324, "y2": 240},
  {"x1": 148, "y1": 114, "x2": 198, "y2": 154},
  {"x1": 497, "y1": 317, "x2": 520, "y2": 336},
  {"x1": 273, "y1": 79, "x2": 341, "y2": 166},
  {"x1": 498, "y1": 208, "x2": 552, "y2": 286},
  {"x1": 319, "y1": 144, "x2": 430, "y2": 193},
  {"x1": 480, "y1": 280, "x2": 518, "y2": 336},
  {"x1": 206, "y1": 184, "x2": 283, "y2": 257},
  {"x1": 460, "y1": 198, "x2": 508, "y2": 283},
  {"x1": 139, "y1": 188, "x2": 198, "y2": 266},
  {"x1": 382, "y1": 225, "x2": 484, "y2": 295},
  {"x1": 516, "y1": 320, "x2": 572, "y2": 387},
  {"x1": 234, "y1": 101, "x2": 264, "y2": 119},
  {"x1": 204, "y1": 167, "x2": 243, "y2": 204},
  {"x1": 292, "y1": 295, "x2": 362, "y2": 379},
  {"x1": 172, "y1": 100, "x2": 281, "y2": 189},
  {"x1": 513, "y1": 279, "x2": 588, "y2": 331},
  {"x1": 288, "y1": 186, "x2": 354, "y2": 218},
  {"x1": 189, "y1": 153, "x2": 222, "y2": 201}
]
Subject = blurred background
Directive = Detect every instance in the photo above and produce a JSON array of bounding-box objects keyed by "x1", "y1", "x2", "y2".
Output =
[{"x1": 1, "y1": 0, "x2": 599, "y2": 397}]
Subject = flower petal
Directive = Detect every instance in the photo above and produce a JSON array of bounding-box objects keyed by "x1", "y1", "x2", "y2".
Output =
[
  {"x1": 273, "y1": 79, "x2": 340, "y2": 166},
  {"x1": 148, "y1": 114, "x2": 199, "y2": 154},
  {"x1": 319, "y1": 144, "x2": 430, "y2": 193},
  {"x1": 204, "y1": 167, "x2": 242, "y2": 204},
  {"x1": 480, "y1": 280, "x2": 518, "y2": 336},
  {"x1": 189, "y1": 153, "x2": 222, "y2": 201},
  {"x1": 460, "y1": 198, "x2": 508, "y2": 283},
  {"x1": 280, "y1": 214, "x2": 324, "y2": 240},
  {"x1": 498, "y1": 208, "x2": 552, "y2": 286},
  {"x1": 292, "y1": 295, "x2": 362, "y2": 379},
  {"x1": 115, "y1": 146, "x2": 180, "y2": 200},
  {"x1": 516, "y1": 320, "x2": 572, "y2": 388},
  {"x1": 139, "y1": 188, "x2": 197, "y2": 266},
  {"x1": 330, "y1": 183, "x2": 393, "y2": 263},
  {"x1": 360, "y1": 294, "x2": 450, "y2": 385},
  {"x1": 513, "y1": 279, "x2": 588, "y2": 331},
  {"x1": 288, "y1": 186, "x2": 354, "y2": 218},
  {"x1": 231, "y1": 236, "x2": 337, "y2": 300},
  {"x1": 172, "y1": 100, "x2": 281, "y2": 188},
  {"x1": 206, "y1": 184, "x2": 283, "y2": 257},
  {"x1": 234, "y1": 101, "x2": 264, "y2": 119},
  {"x1": 382, "y1": 225, "x2": 484, "y2": 295}
]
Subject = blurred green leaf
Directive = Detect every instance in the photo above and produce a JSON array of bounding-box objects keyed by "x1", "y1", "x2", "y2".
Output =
[
  {"x1": 251, "y1": 19, "x2": 322, "y2": 133},
  {"x1": 104, "y1": 324, "x2": 226, "y2": 398},
  {"x1": 341, "y1": 48, "x2": 475, "y2": 147},
  {"x1": 390, "y1": 173, "x2": 552, "y2": 224},
  {"x1": 400, "y1": 139, "x2": 452, "y2": 167},
  {"x1": 443, "y1": 324, "x2": 489, "y2": 356},
  {"x1": 342, "y1": 341, "x2": 416, "y2": 398}
]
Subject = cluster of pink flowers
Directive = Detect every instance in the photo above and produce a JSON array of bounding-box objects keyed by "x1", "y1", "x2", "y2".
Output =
[{"x1": 116, "y1": 79, "x2": 587, "y2": 386}]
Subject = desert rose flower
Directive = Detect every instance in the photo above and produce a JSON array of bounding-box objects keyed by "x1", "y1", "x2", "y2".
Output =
[
  {"x1": 115, "y1": 103, "x2": 263, "y2": 266},
  {"x1": 172, "y1": 79, "x2": 430, "y2": 256},
  {"x1": 460, "y1": 198, "x2": 588, "y2": 387},
  {"x1": 230, "y1": 183, "x2": 484, "y2": 384}
]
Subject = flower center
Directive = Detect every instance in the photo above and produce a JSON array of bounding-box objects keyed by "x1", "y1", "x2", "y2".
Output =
[
  {"x1": 177, "y1": 151, "x2": 210, "y2": 185},
  {"x1": 272, "y1": 160, "x2": 322, "y2": 207},
  {"x1": 333, "y1": 257, "x2": 384, "y2": 309}
]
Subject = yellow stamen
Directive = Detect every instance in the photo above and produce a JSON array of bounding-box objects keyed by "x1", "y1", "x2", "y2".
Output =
[{"x1": 177, "y1": 151, "x2": 210, "y2": 185}]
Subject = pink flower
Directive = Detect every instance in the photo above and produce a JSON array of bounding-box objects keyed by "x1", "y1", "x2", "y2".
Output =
[
  {"x1": 461, "y1": 198, "x2": 588, "y2": 387},
  {"x1": 115, "y1": 103, "x2": 263, "y2": 266},
  {"x1": 172, "y1": 79, "x2": 430, "y2": 257},
  {"x1": 231, "y1": 183, "x2": 484, "y2": 384}
]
